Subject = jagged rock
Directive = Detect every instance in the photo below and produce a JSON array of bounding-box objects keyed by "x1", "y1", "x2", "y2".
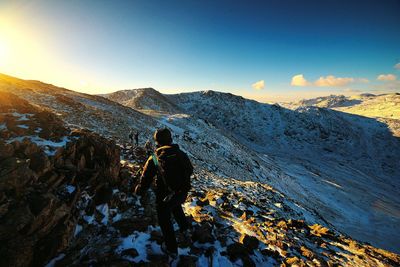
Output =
[
  {"x1": 95, "y1": 209, "x2": 105, "y2": 223},
  {"x1": 227, "y1": 242, "x2": 250, "y2": 261},
  {"x1": 146, "y1": 253, "x2": 169, "y2": 265},
  {"x1": 112, "y1": 218, "x2": 151, "y2": 236},
  {"x1": 20, "y1": 141, "x2": 41, "y2": 157},
  {"x1": 93, "y1": 183, "x2": 113, "y2": 205},
  {"x1": 287, "y1": 219, "x2": 305, "y2": 229},
  {"x1": 0, "y1": 102, "x2": 127, "y2": 267},
  {"x1": 189, "y1": 245, "x2": 205, "y2": 255},
  {"x1": 176, "y1": 231, "x2": 192, "y2": 248},
  {"x1": 196, "y1": 198, "x2": 209, "y2": 206},
  {"x1": 192, "y1": 222, "x2": 215, "y2": 243},
  {"x1": 239, "y1": 234, "x2": 259, "y2": 251},
  {"x1": 0, "y1": 157, "x2": 37, "y2": 192},
  {"x1": 242, "y1": 256, "x2": 256, "y2": 267},
  {"x1": 29, "y1": 151, "x2": 51, "y2": 176},
  {"x1": 178, "y1": 255, "x2": 198, "y2": 267},
  {"x1": 121, "y1": 248, "x2": 139, "y2": 258},
  {"x1": 0, "y1": 141, "x2": 14, "y2": 159},
  {"x1": 261, "y1": 248, "x2": 281, "y2": 260},
  {"x1": 300, "y1": 246, "x2": 315, "y2": 259},
  {"x1": 150, "y1": 230, "x2": 164, "y2": 244}
]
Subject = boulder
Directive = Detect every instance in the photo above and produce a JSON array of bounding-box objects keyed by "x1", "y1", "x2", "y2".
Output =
[
  {"x1": 227, "y1": 242, "x2": 249, "y2": 260},
  {"x1": 121, "y1": 248, "x2": 139, "y2": 258},
  {"x1": 0, "y1": 141, "x2": 14, "y2": 159},
  {"x1": 192, "y1": 222, "x2": 215, "y2": 244},
  {"x1": 239, "y1": 234, "x2": 259, "y2": 251},
  {"x1": 177, "y1": 255, "x2": 198, "y2": 267},
  {"x1": 112, "y1": 218, "x2": 152, "y2": 236},
  {"x1": 29, "y1": 151, "x2": 51, "y2": 176},
  {"x1": 0, "y1": 157, "x2": 36, "y2": 192}
]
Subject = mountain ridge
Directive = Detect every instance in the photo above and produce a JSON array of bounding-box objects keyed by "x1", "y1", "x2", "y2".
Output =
[
  {"x1": 104, "y1": 87, "x2": 400, "y2": 253},
  {"x1": 1, "y1": 73, "x2": 400, "y2": 266}
]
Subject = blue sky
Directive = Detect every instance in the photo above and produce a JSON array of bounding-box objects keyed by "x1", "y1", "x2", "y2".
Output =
[{"x1": 0, "y1": 0, "x2": 399, "y2": 101}]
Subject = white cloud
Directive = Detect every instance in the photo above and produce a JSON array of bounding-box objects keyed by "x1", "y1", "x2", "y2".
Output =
[
  {"x1": 377, "y1": 74, "x2": 397, "y2": 81},
  {"x1": 394, "y1": 63, "x2": 400, "y2": 70},
  {"x1": 314, "y1": 75, "x2": 354, "y2": 87},
  {"x1": 291, "y1": 74, "x2": 310, "y2": 86},
  {"x1": 252, "y1": 80, "x2": 265, "y2": 90},
  {"x1": 358, "y1": 78, "x2": 369, "y2": 83}
]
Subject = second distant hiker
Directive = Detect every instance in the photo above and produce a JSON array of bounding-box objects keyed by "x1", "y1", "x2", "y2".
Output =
[
  {"x1": 134, "y1": 131, "x2": 139, "y2": 147},
  {"x1": 129, "y1": 130, "x2": 140, "y2": 147},
  {"x1": 135, "y1": 128, "x2": 193, "y2": 257}
]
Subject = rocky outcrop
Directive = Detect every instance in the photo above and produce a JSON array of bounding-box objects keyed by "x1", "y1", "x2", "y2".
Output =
[{"x1": 0, "y1": 92, "x2": 122, "y2": 267}]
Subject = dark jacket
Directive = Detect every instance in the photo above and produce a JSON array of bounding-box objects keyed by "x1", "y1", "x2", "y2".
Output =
[{"x1": 139, "y1": 144, "x2": 193, "y2": 195}]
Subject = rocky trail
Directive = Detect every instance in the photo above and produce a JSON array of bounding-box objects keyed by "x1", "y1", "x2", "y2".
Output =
[{"x1": 41, "y1": 144, "x2": 400, "y2": 267}]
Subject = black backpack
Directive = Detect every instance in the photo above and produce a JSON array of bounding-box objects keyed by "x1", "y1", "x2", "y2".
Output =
[{"x1": 152, "y1": 148, "x2": 193, "y2": 192}]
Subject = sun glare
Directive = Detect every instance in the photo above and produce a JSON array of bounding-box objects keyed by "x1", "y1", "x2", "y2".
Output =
[
  {"x1": 0, "y1": 18, "x2": 12, "y2": 69},
  {"x1": 0, "y1": 39, "x2": 9, "y2": 63}
]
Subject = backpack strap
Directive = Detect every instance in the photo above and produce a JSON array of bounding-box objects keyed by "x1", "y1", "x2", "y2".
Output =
[{"x1": 151, "y1": 153, "x2": 173, "y2": 193}]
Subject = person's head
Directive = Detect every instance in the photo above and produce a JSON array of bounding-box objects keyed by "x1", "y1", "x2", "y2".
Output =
[{"x1": 153, "y1": 128, "x2": 172, "y2": 147}]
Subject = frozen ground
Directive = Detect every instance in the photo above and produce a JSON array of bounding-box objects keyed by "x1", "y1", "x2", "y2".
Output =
[{"x1": 1, "y1": 73, "x2": 399, "y2": 256}]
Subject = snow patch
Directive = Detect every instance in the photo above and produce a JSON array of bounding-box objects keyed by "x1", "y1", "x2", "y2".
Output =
[
  {"x1": 96, "y1": 204, "x2": 109, "y2": 225},
  {"x1": 6, "y1": 135, "x2": 70, "y2": 156},
  {"x1": 65, "y1": 185, "x2": 76, "y2": 194},
  {"x1": 17, "y1": 124, "x2": 29, "y2": 129},
  {"x1": 12, "y1": 112, "x2": 33, "y2": 121},
  {"x1": 117, "y1": 232, "x2": 151, "y2": 263},
  {"x1": 74, "y1": 224, "x2": 83, "y2": 237}
]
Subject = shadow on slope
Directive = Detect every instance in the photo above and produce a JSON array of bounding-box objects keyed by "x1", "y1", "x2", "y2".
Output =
[{"x1": 166, "y1": 90, "x2": 400, "y2": 253}]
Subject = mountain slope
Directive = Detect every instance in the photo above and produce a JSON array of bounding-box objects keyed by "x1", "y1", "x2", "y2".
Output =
[
  {"x1": 106, "y1": 88, "x2": 400, "y2": 253},
  {"x1": 1, "y1": 74, "x2": 399, "y2": 265},
  {"x1": 283, "y1": 93, "x2": 400, "y2": 119},
  {"x1": 168, "y1": 90, "x2": 400, "y2": 252},
  {"x1": 283, "y1": 93, "x2": 400, "y2": 137},
  {"x1": 0, "y1": 73, "x2": 158, "y2": 139},
  {"x1": 104, "y1": 88, "x2": 181, "y2": 114},
  {"x1": 2, "y1": 94, "x2": 399, "y2": 266}
]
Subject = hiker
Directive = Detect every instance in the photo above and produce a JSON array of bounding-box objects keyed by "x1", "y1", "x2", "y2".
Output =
[
  {"x1": 135, "y1": 128, "x2": 193, "y2": 257},
  {"x1": 129, "y1": 130, "x2": 134, "y2": 146},
  {"x1": 134, "y1": 131, "x2": 139, "y2": 147}
]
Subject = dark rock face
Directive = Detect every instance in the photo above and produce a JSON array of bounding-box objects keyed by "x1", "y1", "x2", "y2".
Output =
[
  {"x1": 0, "y1": 94, "x2": 121, "y2": 267},
  {"x1": 191, "y1": 222, "x2": 215, "y2": 244},
  {"x1": 239, "y1": 234, "x2": 259, "y2": 251}
]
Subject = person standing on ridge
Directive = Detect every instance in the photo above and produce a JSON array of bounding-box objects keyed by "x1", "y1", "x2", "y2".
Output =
[
  {"x1": 134, "y1": 131, "x2": 139, "y2": 147},
  {"x1": 129, "y1": 130, "x2": 134, "y2": 146},
  {"x1": 135, "y1": 128, "x2": 193, "y2": 258}
]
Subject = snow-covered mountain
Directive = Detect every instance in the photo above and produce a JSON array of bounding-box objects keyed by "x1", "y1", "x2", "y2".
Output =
[
  {"x1": 283, "y1": 93, "x2": 399, "y2": 119},
  {"x1": 283, "y1": 93, "x2": 400, "y2": 137},
  {"x1": 103, "y1": 88, "x2": 181, "y2": 114},
  {"x1": 1, "y1": 74, "x2": 400, "y2": 266},
  {"x1": 106, "y1": 88, "x2": 400, "y2": 254}
]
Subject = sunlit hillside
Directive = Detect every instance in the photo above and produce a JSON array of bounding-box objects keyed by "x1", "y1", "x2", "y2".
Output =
[{"x1": 283, "y1": 93, "x2": 400, "y2": 137}]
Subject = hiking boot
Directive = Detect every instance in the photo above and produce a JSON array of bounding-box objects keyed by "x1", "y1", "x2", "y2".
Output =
[{"x1": 161, "y1": 242, "x2": 178, "y2": 259}]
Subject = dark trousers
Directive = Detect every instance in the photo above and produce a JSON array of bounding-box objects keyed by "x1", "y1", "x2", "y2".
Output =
[{"x1": 156, "y1": 191, "x2": 189, "y2": 253}]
